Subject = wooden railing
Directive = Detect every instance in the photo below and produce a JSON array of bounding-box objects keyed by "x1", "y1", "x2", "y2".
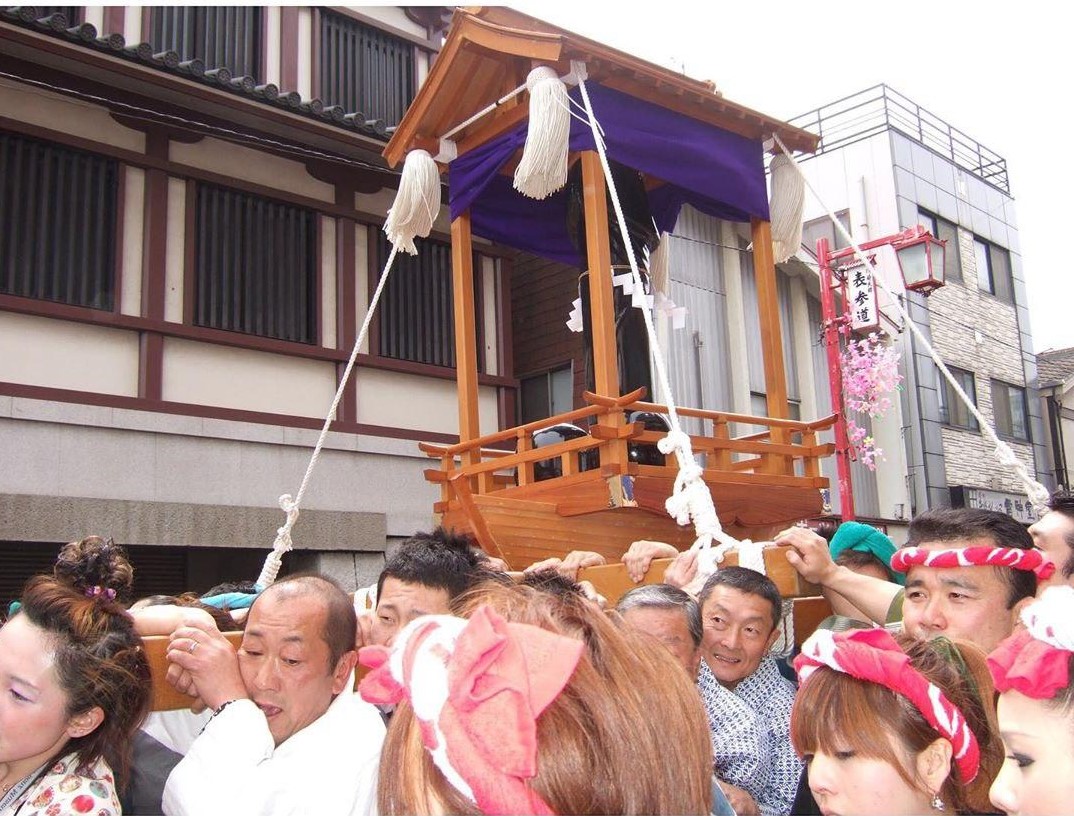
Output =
[{"x1": 420, "y1": 389, "x2": 837, "y2": 506}]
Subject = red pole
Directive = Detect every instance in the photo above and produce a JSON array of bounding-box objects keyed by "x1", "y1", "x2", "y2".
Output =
[{"x1": 817, "y1": 238, "x2": 856, "y2": 522}]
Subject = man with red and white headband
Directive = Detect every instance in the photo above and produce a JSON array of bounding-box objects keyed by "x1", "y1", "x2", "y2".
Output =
[{"x1": 777, "y1": 508, "x2": 1052, "y2": 653}]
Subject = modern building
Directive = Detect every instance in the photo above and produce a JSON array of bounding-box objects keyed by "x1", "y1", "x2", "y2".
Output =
[{"x1": 786, "y1": 85, "x2": 1049, "y2": 527}]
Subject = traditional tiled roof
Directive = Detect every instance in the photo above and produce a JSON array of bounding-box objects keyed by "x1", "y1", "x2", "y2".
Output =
[
  {"x1": 0, "y1": 6, "x2": 390, "y2": 139},
  {"x1": 1037, "y1": 346, "x2": 1074, "y2": 388}
]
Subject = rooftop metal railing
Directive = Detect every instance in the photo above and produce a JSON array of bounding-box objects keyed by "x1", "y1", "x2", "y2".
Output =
[{"x1": 786, "y1": 84, "x2": 1009, "y2": 194}]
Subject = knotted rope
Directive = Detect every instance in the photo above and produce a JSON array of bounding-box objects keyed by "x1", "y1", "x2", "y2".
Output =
[{"x1": 257, "y1": 242, "x2": 402, "y2": 587}]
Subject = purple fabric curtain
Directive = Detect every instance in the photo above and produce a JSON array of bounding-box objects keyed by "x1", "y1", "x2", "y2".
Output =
[{"x1": 448, "y1": 82, "x2": 768, "y2": 267}]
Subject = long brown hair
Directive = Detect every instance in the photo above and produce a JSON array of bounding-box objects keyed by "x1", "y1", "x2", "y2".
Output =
[
  {"x1": 377, "y1": 581, "x2": 713, "y2": 815},
  {"x1": 791, "y1": 635, "x2": 1002, "y2": 813},
  {"x1": 17, "y1": 536, "x2": 151, "y2": 789}
]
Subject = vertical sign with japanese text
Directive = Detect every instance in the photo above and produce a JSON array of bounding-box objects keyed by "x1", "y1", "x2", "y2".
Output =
[{"x1": 846, "y1": 263, "x2": 879, "y2": 333}]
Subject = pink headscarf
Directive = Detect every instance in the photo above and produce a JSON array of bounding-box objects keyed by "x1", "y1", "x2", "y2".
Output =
[{"x1": 359, "y1": 605, "x2": 585, "y2": 815}]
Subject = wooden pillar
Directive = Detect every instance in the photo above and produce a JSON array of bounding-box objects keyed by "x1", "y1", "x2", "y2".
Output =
[
  {"x1": 751, "y1": 217, "x2": 790, "y2": 474},
  {"x1": 335, "y1": 183, "x2": 357, "y2": 424},
  {"x1": 580, "y1": 151, "x2": 620, "y2": 398},
  {"x1": 751, "y1": 218, "x2": 788, "y2": 418},
  {"x1": 139, "y1": 128, "x2": 168, "y2": 402},
  {"x1": 451, "y1": 213, "x2": 481, "y2": 467},
  {"x1": 580, "y1": 151, "x2": 627, "y2": 472}
]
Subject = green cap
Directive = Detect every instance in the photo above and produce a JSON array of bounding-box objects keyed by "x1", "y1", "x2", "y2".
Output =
[{"x1": 829, "y1": 521, "x2": 904, "y2": 585}]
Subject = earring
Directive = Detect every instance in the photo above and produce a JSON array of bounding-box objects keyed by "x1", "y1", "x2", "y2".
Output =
[{"x1": 931, "y1": 794, "x2": 945, "y2": 811}]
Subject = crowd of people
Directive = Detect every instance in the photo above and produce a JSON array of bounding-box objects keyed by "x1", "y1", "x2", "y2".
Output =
[{"x1": 3, "y1": 495, "x2": 1074, "y2": 815}]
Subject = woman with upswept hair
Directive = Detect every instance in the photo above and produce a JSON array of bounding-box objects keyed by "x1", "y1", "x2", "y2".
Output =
[
  {"x1": 988, "y1": 585, "x2": 1074, "y2": 815},
  {"x1": 0, "y1": 536, "x2": 151, "y2": 815},
  {"x1": 790, "y1": 628, "x2": 1002, "y2": 815},
  {"x1": 361, "y1": 581, "x2": 714, "y2": 815}
]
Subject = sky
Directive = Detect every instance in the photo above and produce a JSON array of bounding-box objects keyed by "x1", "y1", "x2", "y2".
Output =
[{"x1": 507, "y1": 0, "x2": 1072, "y2": 352}]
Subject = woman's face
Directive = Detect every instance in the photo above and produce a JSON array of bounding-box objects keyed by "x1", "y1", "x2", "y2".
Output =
[
  {"x1": 990, "y1": 689, "x2": 1074, "y2": 816},
  {"x1": 0, "y1": 615, "x2": 79, "y2": 769},
  {"x1": 806, "y1": 740, "x2": 934, "y2": 816}
]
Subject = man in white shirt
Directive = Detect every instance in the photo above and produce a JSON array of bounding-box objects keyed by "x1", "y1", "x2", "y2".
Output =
[{"x1": 161, "y1": 574, "x2": 385, "y2": 816}]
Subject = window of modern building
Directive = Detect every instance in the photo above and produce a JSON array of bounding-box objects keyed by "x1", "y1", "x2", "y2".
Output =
[
  {"x1": 991, "y1": 379, "x2": 1030, "y2": 441},
  {"x1": 973, "y1": 236, "x2": 1013, "y2": 302},
  {"x1": 319, "y1": 10, "x2": 416, "y2": 124},
  {"x1": 148, "y1": 7, "x2": 262, "y2": 78},
  {"x1": 917, "y1": 209, "x2": 961, "y2": 283},
  {"x1": 801, "y1": 209, "x2": 852, "y2": 255},
  {"x1": 0, "y1": 131, "x2": 117, "y2": 311},
  {"x1": 520, "y1": 365, "x2": 573, "y2": 424},
  {"x1": 375, "y1": 232, "x2": 459, "y2": 368},
  {"x1": 937, "y1": 365, "x2": 979, "y2": 431},
  {"x1": 193, "y1": 184, "x2": 316, "y2": 344}
]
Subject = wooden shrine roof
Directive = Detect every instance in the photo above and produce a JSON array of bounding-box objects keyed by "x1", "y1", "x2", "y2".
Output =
[{"x1": 384, "y1": 5, "x2": 819, "y2": 167}]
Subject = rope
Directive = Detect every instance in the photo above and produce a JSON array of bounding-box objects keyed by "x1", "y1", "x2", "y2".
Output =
[
  {"x1": 257, "y1": 243, "x2": 402, "y2": 587},
  {"x1": 770, "y1": 133, "x2": 1050, "y2": 515},
  {"x1": 575, "y1": 69, "x2": 739, "y2": 556}
]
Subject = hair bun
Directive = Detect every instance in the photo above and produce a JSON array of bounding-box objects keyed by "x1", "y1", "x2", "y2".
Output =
[{"x1": 53, "y1": 536, "x2": 134, "y2": 601}]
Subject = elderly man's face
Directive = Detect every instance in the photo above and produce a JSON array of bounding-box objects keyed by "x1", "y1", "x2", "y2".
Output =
[
  {"x1": 1029, "y1": 510, "x2": 1074, "y2": 590},
  {"x1": 700, "y1": 586, "x2": 779, "y2": 690},
  {"x1": 900, "y1": 538, "x2": 1020, "y2": 653},
  {"x1": 237, "y1": 591, "x2": 350, "y2": 746},
  {"x1": 620, "y1": 606, "x2": 701, "y2": 678}
]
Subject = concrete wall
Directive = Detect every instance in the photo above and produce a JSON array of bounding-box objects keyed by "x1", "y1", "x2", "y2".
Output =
[
  {"x1": 0, "y1": 394, "x2": 439, "y2": 540},
  {"x1": 791, "y1": 135, "x2": 911, "y2": 522}
]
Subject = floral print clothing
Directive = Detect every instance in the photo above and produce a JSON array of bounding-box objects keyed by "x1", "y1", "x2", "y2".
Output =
[{"x1": 0, "y1": 753, "x2": 119, "y2": 816}]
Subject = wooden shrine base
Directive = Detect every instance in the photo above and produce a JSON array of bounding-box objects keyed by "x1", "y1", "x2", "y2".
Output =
[{"x1": 440, "y1": 469, "x2": 823, "y2": 597}]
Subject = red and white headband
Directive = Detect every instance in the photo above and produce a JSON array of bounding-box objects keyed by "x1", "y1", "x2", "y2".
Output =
[
  {"x1": 988, "y1": 585, "x2": 1074, "y2": 699},
  {"x1": 358, "y1": 605, "x2": 585, "y2": 815},
  {"x1": 891, "y1": 545, "x2": 1055, "y2": 581},
  {"x1": 795, "y1": 628, "x2": 981, "y2": 782}
]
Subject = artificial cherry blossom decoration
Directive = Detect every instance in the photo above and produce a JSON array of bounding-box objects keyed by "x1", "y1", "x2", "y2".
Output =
[{"x1": 841, "y1": 333, "x2": 902, "y2": 470}]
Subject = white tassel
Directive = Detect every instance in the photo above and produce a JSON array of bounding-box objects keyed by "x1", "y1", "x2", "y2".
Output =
[
  {"x1": 384, "y1": 149, "x2": 441, "y2": 255},
  {"x1": 513, "y1": 66, "x2": 570, "y2": 200},
  {"x1": 769, "y1": 153, "x2": 805, "y2": 263}
]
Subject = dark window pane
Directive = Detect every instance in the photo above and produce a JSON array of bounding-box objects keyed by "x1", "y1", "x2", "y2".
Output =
[
  {"x1": 149, "y1": 7, "x2": 262, "y2": 78},
  {"x1": 375, "y1": 232, "x2": 456, "y2": 367},
  {"x1": 992, "y1": 379, "x2": 1029, "y2": 441},
  {"x1": 938, "y1": 365, "x2": 978, "y2": 431},
  {"x1": 194, "y1": 184, "x2": 315, "y2": 343},
  {"x1": 520, "y1": 374, "x2": 550, "y2": 424},
  {"x1": 937, "y1": 217, "x2": 961, "y2": 283},
  {"x1": 520, "y1": 366, "x2": 572, "y2": 424},
  {"x1": 921, "y1": 209, "x2": 961, "y2": 284},
  {"x1": 0, "y1": 131, "x2": 116, "y2": 310},
  {"x1": 974, "y1": 238, "x2": 993, "y2": 294},
  {"x1": 1009, "y1": 387, "x2": 1028, "y2": 440},
  {"x1": 990, "y1": 244, "x2": 1013, "y2": 302},
  {"x1": 318, "y1": 11, "x2": 415, "y2": 124}
]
